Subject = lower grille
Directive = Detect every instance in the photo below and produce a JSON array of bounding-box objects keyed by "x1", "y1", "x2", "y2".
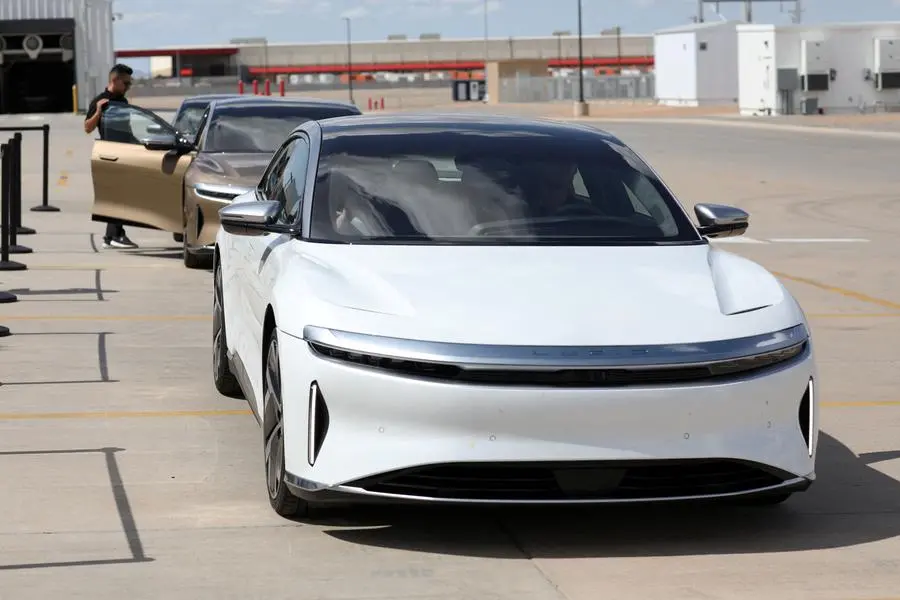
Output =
[{"x1": 346, "y1": 460, "x2": 788, "y2": 501}]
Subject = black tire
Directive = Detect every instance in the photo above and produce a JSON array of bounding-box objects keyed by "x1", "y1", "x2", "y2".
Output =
[
  {"x1": 263, "y1": 330, "x2": 309, "y2": 518},
  {"x1": 184, "y1": 229, "x2": 207, "y2": 269},
  {"x1": 212, "y1": 260, "x2": 243, "y2": 399}
]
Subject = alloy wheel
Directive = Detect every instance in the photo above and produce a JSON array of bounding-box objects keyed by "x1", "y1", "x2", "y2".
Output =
[
  {"x1": 263, "y1": 335, "x2": 285, "y2": 500},
  {"x1": 212, "y1": 265, "x2": 225, "y2": 375}
]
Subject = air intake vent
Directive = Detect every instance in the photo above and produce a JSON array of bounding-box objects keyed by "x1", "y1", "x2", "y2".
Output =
[
  {"x1": 346, "y1": 460, "x2": 790, "y2": 501},
  {"x1": 307, "y1": 382, "x2": 330, "y2": 466},
  {"x1": 799, "y1": 378, "x2": 813, "y2": 456}
]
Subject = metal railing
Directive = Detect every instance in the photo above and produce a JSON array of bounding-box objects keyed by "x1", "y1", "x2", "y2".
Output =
[
  {"x1": 498, "y1": 73, "x2": 655, "y2": 103},
  {"x1": 127, "y1": 76, "x2": 454, "y2": 98}
]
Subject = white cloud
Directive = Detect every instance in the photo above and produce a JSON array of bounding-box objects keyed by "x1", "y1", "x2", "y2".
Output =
[
  {"x1": 340, "y1": 5, "x2": 370, "y2": 18},
  {"x1": 465, "y1": 0, "x2": 500, "y2": 15}
]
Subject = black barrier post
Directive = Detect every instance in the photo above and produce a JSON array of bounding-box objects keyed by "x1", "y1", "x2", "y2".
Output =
[
  {"x1": 31, "y1": 123, "x2": 58, "y2": 213},
  {"x1": 0, "y1": 141, "x2": 26, "y2": 272},
  {"x1": 7, "y1": 134, "x2": 32, "y2": 255},
  {"x1": 14, "y1": 128, "x2": 36, "y2": 234}
]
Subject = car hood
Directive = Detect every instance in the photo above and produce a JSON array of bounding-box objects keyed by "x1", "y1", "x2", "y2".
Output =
[
  {"x1": 188, "y1": 152, "x2": 272, "y2": 187},
  {"x1": 279, "y1": 243, "x2": 802, "y2": 346}
]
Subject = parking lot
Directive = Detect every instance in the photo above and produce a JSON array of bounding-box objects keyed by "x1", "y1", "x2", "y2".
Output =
[{"x1": 1, "y1": 110, "x2": 899, "y2": 600}]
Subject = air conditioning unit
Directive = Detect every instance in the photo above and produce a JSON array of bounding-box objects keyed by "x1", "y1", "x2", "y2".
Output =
[
  {"x1": 873, "y1": 38, "x2": 900, "y2": 90},
  {"x1": 799, "y1": 40, "x2": 829, "y2": 92}
]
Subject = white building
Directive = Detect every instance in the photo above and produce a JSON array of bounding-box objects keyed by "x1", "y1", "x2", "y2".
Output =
[
  {"x1": 738, "y1": 22, "x2": 900, "y2": 116},
  {"x1": 0, "y1": 0, "x2": 114, "y2": 113},
  {"x1": 653, "y1": 21, "x2": 741, "y2": 107}
]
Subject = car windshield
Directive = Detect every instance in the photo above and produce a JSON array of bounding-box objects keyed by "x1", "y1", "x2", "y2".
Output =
[
  {"x1": 203, "y1": 104, "x2": 358, "y2": 153},
  {"x1": 172, "y1": 104, "x2": 209, "y2": 137},
  {"x1": 308, "y1": 126, "x2": 701, "y2": 246}
]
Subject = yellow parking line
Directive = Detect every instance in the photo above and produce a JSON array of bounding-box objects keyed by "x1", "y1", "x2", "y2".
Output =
[
  {"x1": 3, "y1": 314, "x2": 210, "y2": 321},
  {"x1": 808, "y1": 313, "x2": 900, "y2": 318},
  {"x1": 774, "y1": 271, "x2": 900, "y2": 311},
  {"x1": 0, "y1": 409, "x2": 252, "y2": 421},
  {"x1": 822, "y1": 400, "x2": 900, "y2": 408}
]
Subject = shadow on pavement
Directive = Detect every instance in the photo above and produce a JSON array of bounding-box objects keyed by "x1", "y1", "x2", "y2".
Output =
[
  {"x1": 0, "y1": 447, "x2": 153, "y2": 570},
  {"x1": 318, "y1": 433, "x2": 900, "y2": 558},
  {"x1": 123, "y1": 247, "x2": 183, "y2": 260}
]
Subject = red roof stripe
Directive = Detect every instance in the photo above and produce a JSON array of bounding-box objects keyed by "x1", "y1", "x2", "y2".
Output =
[{"x1": 245, "y1": 56, "x2": 654, "y2": 74}]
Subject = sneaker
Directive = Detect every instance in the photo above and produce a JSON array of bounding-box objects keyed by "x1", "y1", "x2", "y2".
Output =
[{"x1": 103, "y1": 235, "x2": 139, "y2": 249}]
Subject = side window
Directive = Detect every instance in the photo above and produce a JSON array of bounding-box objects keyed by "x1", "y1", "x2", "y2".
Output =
[
  {"x1": 176, "y1": 106, "x2": 209, "y2": 143},
  {"x1": 101, "y1": 104, "x2": 170, "y2": 145},
  {"x1": 261, "y1": 139, "x2": 296, "y2": 201},
  {"x1": 572, "y1": 169, "x2": 588, "y2": 197},
  {"x1": 621, "y1": 177, "x2": 678, "y2": 235},
  {"x1": 279, "y1": 137, "x2": 311, "y2": 223}
]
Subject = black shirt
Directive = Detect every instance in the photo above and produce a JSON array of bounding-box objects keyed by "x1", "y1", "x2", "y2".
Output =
[{"x1": 86, "y1": 89, "x2": 129, "y2": 141}]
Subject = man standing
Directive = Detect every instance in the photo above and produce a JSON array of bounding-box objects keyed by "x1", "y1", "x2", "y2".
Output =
[{"x1": 84, "y1": 63, "x2": 139, "y2": 249}]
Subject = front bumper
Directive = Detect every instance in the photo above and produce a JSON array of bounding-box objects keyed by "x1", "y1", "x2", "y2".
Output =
[{"x1": 277, "y1": 330, "x2": 818, "y2": 505}]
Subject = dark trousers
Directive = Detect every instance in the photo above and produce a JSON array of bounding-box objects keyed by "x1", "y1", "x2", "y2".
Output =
[{"x1": 104, "y1": 220, "x2": 125, "y2": 241}]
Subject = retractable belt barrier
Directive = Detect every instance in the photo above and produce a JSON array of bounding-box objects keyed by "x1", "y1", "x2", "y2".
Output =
[
  {"x1": 0, "y1": 123, "x2": 57, "y2": 216},
  {"x1": 0, "y1": 134, "x2": 31, "y2": 338}
]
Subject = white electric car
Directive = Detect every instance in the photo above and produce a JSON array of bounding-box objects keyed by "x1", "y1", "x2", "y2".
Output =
[{"x1": 212, "y1": 113, "x2": 818, "y2": 518}]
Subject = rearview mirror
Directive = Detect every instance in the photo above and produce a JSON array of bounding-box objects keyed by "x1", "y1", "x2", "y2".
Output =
[
  {"x1": 219, "y1": 200, "x2": 281, "y2": 236},
  {"x1": 694, "y1": 203, "x2": 749, "y2": 238}
]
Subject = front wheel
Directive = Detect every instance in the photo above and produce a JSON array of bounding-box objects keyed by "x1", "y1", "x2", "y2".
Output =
[
  {"x1": 212, "y1": 260, "x2": 243, "y2": 398},
  {"x1": 263, "y1": 330, "x2": 309, "y2": 518},
  {"x1": 184, "y1": 228, "x2": 208, "y2": 269}
]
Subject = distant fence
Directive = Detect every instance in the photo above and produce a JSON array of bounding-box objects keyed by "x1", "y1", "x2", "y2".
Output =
[
  {"x1": 128, "y1": 76, "x2": 453, "y2": 98},
  {"x1": 499, "y1": 73, "x2": 655, "y2": 103}
]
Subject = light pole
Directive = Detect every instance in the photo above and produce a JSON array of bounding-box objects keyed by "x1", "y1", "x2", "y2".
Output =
[
  {"x1": 343, "y1": 17, "x2": 354, "y2": 104},
  {"x1": 575, "y1": 0, "x2": 586, "y2": 113},
  {"x1": 552, "y1": 30, "x2": 571, "y2": 64},
  {"x1": 483, "y1": 0, "x2": 489, "y2": 63}
]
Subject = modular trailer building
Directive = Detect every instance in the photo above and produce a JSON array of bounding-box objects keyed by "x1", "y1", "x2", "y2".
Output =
[
  {"x1": 0, "y1": 0, "x2": 114, "y2": 114},
  {"x1": 653, "y1": 21, "x2": 741, "y2": 106},
  {"x1": 737, "y1": 21, "x2": 900, "y2": 116}
]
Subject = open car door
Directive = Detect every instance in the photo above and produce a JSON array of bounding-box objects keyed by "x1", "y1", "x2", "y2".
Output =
[{"x1": 90, "y1": 102, "x2": 196, "y2": 233}]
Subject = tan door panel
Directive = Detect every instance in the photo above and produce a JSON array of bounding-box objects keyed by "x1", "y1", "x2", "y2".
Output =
[{"x1": 91, "y1": 140, "x2": 194, "y2": 233}]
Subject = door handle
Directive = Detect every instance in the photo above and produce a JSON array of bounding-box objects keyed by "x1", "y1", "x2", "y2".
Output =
[{"x1": 99, "y1": 155, "x2": 119, "y2": 162}]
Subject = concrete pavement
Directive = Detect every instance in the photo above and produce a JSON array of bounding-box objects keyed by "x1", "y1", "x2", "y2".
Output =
[{"x1": 0, "y1": 112, "x2": 898, "y2": 600}]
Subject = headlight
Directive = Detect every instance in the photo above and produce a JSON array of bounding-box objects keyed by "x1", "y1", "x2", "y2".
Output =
[
  {"x1": 193, "y1": 183, "x2": 253, "y2": 202},
  {"x1": 302, "y1": 324, "x2": 810, "y2": 388}
]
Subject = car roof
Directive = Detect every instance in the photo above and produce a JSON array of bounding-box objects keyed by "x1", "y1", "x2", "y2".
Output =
[
  {"x1": 179, "y1": 93, "x2": 242, "y2": 106},
  {"x1": 211, "y1": 96, "x2": 359, "y2": 111},
  {"x1": 314, "y1": 112, "x2": 621, "y2": 143}
]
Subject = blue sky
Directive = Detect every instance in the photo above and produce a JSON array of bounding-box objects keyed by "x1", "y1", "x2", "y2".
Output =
[{"x1": 113, "y1": 0, "x2": 900, "y2": 49}]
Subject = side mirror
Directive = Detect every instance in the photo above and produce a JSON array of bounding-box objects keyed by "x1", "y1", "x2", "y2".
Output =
[
  {"x1": 219, "y1": 199, "x2": 281, "y2": 236},
  {"x1": 142, "y1": 132, "x2": 194, "y2": 152},
  {"x1": 142, "y1": 132, "x2": 178, "y2": 151},
  {"x1": 146, "y1": 123, "x2": 166, "y2": 135},
  {"x1": 694, "y1": 203, "x2": 749, "y2": 238}
]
